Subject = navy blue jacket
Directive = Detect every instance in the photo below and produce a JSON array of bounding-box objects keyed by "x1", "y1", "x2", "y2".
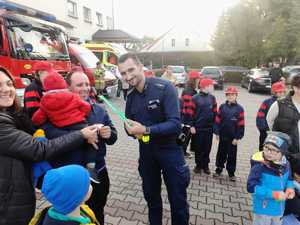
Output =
[
  {"x1": 256, "y1": 96, "x2": 277, "y2": 131},
  {"x1": 185, "y1": 91, "x2": 217, "y2": 129},
  {"x1": 125, "y1": 77, "x2": 181, "y2": 145},
  {"x1": 43, "y1": 100, "x2": 117, "y2": 170},
  {"x1": 214, "y1": 101, "x2": 245, "y2": 139}
]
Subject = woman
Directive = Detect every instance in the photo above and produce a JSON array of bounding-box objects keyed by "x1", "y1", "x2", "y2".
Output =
[{"x1": 0, "y1": 71, "x2": 98, "y2": 225}]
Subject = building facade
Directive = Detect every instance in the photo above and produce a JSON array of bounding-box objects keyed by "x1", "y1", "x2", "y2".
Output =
[{"x1": 11, "y1": 0, "x2": 113, "y2": 42}]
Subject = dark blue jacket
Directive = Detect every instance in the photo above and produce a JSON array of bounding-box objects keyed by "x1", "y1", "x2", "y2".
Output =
[
  {"x1": 185, "y1": 91, "x2": 217, "y2": 129},
  {"x1": 43, "y1": 100, "x2": 117, "y2": 170},
  {"x1": 214, "y1": 101, "x2": 245, "y2": 139},
  {"x1": 180, "y1": 86, "x2": 197, "y2": 124},
  {"x1": 256, "y1": 96, "x2": 277, "y2": 131},
  {"x1": 125, "y1": 77, "x2": 181, "y2": 145}
]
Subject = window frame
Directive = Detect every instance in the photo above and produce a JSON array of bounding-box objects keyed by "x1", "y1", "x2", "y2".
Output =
[
  {"x1": 96, "y1": 12, "x2": 103, "y2": 27},
  {"x1": 83, "y1": 6, "x2": 92, "y2": 23},
  {"x1": 171, "y1": 39, "x2": 175, "y2": 47},
  {"x1": 67, "y1": 0, "x2": 78, "y2": 18}
]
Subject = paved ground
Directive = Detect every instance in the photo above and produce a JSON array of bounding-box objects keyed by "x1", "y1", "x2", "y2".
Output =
[{"x1": 36, "y1": 85, "x2": 270, "y2": 225}]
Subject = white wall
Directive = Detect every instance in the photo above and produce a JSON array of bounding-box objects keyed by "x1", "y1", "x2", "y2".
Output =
[{"x1": 10, "y1": 0, "x2": 113, "y2": 41}]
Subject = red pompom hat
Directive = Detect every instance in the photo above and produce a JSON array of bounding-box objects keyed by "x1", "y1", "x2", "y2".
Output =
[
  {"x1": 199, "y1": 78, "x2": 214, "y2": 89},
  {"x1": 225, "y1": 86, "x2": 238, "y2": 94},
  {"x1": 43, "y1": 71, "x2": 67, "y2": 92},
  {"x1": 188, "y1": 70, "x2": 200, "y2": 79},
  {"x1": 272, "y1": 81, "x2": 286, "y2": 93}
]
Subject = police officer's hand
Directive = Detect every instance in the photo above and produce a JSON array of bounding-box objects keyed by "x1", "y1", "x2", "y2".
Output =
[
  {"x1": 190, "y1": 127, "x2": 196, "y2": 134},
  {"x1": 99, "y1": 126, "x2": 111, "y2": 139},
  {"x1": 125, "y1": 119, "x2": 146, "y2": 136},
  {"x1": 232, "y1": 139, "x2": 238, "y2": 146}
]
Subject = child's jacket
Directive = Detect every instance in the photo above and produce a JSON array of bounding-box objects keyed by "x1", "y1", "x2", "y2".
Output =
[{"x1": 247, "y1": 152, "x2": 294, "y2": 216}]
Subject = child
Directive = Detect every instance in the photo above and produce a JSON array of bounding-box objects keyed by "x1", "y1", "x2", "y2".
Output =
[
  {"x1": 213, "y1": 86, "x2": 245, "y2": 181},
  {"x1": 256, "y1": 82, "x2": 286, "y2": 151},
  {"x1": 29, "y1": 165, "x2": 100, "y2": 225},
  {"x1": 247, "y1": 132, "x2": 295, "y2": 225},
  {"x1": 32, "y1": 71, "x2": 99, "y2": 183}
]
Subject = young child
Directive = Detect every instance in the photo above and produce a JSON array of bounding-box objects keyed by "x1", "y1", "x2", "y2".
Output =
[
  {"x1": 247, "y1": 131, "x2": 295, "y2": 225},
  {"x1": 213, "y1": 86, "x2": 245, "y2": 181},
  {"x1": 32, "y1": 71, "x2": 99, "y2": 182},
  {"x1": 29, "y1": 165, "x2": 100, "y2": 225},
  {"x1": 256, "y1": 82, "x2": 286, "y2": 151}
]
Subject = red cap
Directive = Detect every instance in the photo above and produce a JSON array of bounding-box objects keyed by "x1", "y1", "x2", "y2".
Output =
[
  {"x1": 188, "y1": 70, "x2": 200, "y2": 79},
  {"x1": 33, "y1": 62, "x2": 53, "y2": 72},
  {"x1": 199, "y1": 78, "x2": 214, "y2": 89},
  {"x1": 43, "y1": 71, "x2": 67, "y2": 91},
  {"x1": 225, "y1": 86, "x2": 238, "y2": 94},
  {"x1": 272, "y1": 81, "x2": 286, "y2": 93}
]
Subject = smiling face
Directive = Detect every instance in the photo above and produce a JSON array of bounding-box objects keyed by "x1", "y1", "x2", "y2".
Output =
[
  {"x1": 68, "y1": 72, "x2": 91, "y2": 100},
  {"x1": 263, "y1": 144, "x2": 283, "y2": 162},
  {"x1": 118, "y1": 58, "x2": 144, "y2": 88},
  {"x1": 0, "y1": 72, "x2": 16, "y2": 111},
  {"x1": 226, "y1": 93, "x2": 237, "y2": 103}
]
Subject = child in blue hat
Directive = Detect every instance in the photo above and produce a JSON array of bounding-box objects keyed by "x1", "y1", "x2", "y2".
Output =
[
  {"x1": 247, "y1": 132, "x2": 295, "y2": 225},
  {"x1": 29, "y1": 165, "x2": 100, "y2": 225}
]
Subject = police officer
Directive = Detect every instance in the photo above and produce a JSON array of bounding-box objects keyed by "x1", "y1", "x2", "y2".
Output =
[
  {"x1": 118, "y1": 53, "x2": 190, "y2": 225},
  {"x1": 256, "y1": 81, "x2": 286, "y2": 151},
  {"x1": 186, "y1": 78, "x2": 217, "y2": 175}
]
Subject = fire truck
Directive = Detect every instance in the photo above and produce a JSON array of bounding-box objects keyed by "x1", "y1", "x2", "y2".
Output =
[{"x1": 0, "y1": 1, "x2": 71, "y2": 101}]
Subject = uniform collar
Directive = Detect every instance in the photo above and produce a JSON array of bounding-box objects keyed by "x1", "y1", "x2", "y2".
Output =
[{"x1": 134, "y1": 77, "x2": 149, "y2": 94}]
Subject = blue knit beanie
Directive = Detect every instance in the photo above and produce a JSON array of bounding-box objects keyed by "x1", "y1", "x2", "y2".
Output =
[{"x1": 41, "y1": 165, "x2": 90, "y2": 214}]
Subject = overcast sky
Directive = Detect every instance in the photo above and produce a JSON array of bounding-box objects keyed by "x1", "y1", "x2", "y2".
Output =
[{"x1": 114, "y1": 0, "x2": 239, "y2": 41}]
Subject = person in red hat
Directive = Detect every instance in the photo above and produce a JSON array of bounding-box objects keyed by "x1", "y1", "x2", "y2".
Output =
[
  {"x1": 185, "y1": 78, "x2": 217, "y2": 174},
  {"x1": 180, "y1": 70, "x2": 201, "y2": 157},
  {"x1": 24, "y1": 62, "x2": 54, "y2": 118},
  {"x1": 32, "y1": 71, "x2": 91, "y2": 127},
  {"x1": 256, "y1": 81, "x2": 287, "y2": 151},
  {"x1": 213, "y1": 86, "x2": 245, "y2": 181}
]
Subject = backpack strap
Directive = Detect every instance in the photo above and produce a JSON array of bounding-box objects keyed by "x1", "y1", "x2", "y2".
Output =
[{"x1": 28, "y1": 206, "x2": 51, "y2": 225}]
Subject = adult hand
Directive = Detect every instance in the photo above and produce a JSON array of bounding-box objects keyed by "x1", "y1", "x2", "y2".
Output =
[
  {"x1": 99, "y1": 126, "x2": 111, "y2": 139},
  {"x1": 286, "y1": 188, "x2": 295, "y2": 199},
  {"x1": 232, "y1": 139, "x2": 238, "y2": 146},
  {"x1": 190, "y1": 127, "x2": 196, "y2": 134},
  {"x1": 125, "y1": 119, "x2": 146, "y2": 136},
  {"x1": 80, "y1": 125, "x2": 98, "y2": 149}
]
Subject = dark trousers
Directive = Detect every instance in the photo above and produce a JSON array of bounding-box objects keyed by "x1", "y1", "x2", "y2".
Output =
[
  {"x1": 259, "y1": 130, "x2": 268, "y2": 151},
  {"x1": 86, "y1": 168, "x2": 110, "y2": 225},
  {"x1": 123, "y1": 89, "x2": 128, "y2": 100},
  {"x1": 194, "y1": 129, "x2": 213, "y2": 169},
  {"x1": 181, "y1": 125, "x2": 192, "y2": 154},
  {"x1": 215, "y1": 137, "x2": 237, "y2": 175},
  {"x1": 138, "y1": 145, "x2": 190, "y2": 225}
]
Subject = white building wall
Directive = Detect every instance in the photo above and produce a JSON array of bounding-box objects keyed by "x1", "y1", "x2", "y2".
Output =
[{"x1": 10, "y1": 0, "x2": 113, "y2": 42}]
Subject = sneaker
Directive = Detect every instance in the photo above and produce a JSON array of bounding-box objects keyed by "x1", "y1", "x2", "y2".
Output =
[
  {"x1": 193, "y1": 166, "x2": 202, "y2": 174},
  {"x1": 184, "y1": 152, "x2": 192, "y2": 158},
  {"x1": 203, "y1": 168, "x2": 211, "y2": 175},
  {"x1": 87, "y1": 167, "x2": 100, "y2": 184},
  {"x1": 229, "y1": 175, "x2": 236, "y2": 182},
  {"x1": 213, "y1": 172, "x2": 222, "y2": 178}
]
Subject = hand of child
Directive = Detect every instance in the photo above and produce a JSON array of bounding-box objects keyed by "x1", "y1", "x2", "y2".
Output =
[
  {"x1": 232, "y1": 139, "x2": 238, "y2": 146},
  {"x1": 190, "y1": 127, "x2": 196, "y2": 135},
  {"x1": 272, "y1": 191, "x2": 287, "y2": 201},
  {"x1": 99, "y1": 126, "x2": 111, "y2": 139},
  {"x1": 215, "y1": 135, "x2": 219, "y2": 142},
  {"x1": 285, "y1": 188, "x2": 295, "y2": 199}
]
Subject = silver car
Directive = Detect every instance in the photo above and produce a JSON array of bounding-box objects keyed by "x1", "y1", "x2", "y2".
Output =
[{"x1": 168, "y1": 65, "x2": 187, "y2": 86}]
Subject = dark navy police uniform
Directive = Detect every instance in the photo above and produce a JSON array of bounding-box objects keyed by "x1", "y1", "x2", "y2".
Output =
[
  {"x1": 125, "y1": 77, "x2": 190, "y2": 225},
  {"x1": 214, "y1": 101, "x2": 245, "y2": 176}
]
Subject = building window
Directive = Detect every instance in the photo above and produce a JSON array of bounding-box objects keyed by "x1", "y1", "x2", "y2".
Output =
[
  {"x1": 106, "y1": 16, "x2": 113, "y2": 29},
  {"x1": 185, "y1": 38, "x2": 189, "y2": 47},
  {"x1": 83, "y1": 7, "x2": 92, "y2": 23},
  {"x1": 96, "y1": 12, "x2": 103, "y2": 27},
  {"x1": 171, "y1": 39, "x2": 175, "y2": 47},
  {"x1": 67, "y1": 0, "x2": 78, "y2": 18}
]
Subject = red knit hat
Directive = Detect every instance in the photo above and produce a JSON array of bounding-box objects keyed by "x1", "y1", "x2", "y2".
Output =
[
  {"x1": 33, "y1": 61, "x2": 53, "y2": 72},
  {"x1": 199, "y1": 78, "x2": 214, "y2": 89},
  {"x1": 43, "y1": 71, "x2": 67, "y2": 92},
  {"x1": 225, "y1": 86, "x2": 238, "y2": 94},
  {"x1": 272, "y1": 81, "x2": 286, "y2": 93},
  {"x1": 188, "y1": 70, "x2": 200, "y2": 79}
]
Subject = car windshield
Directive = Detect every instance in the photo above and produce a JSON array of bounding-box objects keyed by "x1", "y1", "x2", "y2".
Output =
[
  {"x1": 74, "y1": 45, "x2": 99, "y2": 68},
  {"x1": 171, "y1": 67, "x2": 184, "y2": 73},
  {"x1": 202, "y1": 68, "x2": 221, "y2": 77},
  {"x1": 7, "y1": 20, "x2": 68, "y2": 60}
]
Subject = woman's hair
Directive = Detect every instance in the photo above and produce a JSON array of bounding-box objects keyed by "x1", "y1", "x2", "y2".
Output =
[
  {"x1": 186, "y1": 78, "x2": 198, "y2": 89},
  {"x1": 0, "y1": 71, "x2": 21, "y2": 113}
]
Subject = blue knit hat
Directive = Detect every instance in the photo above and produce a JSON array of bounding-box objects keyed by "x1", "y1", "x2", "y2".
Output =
[
  {"x1": 41, "y1": 165, "x2": 90, "y2": 214},
  {"x1": 264, "y1": 131, "x2": 291, "y2": 154}
]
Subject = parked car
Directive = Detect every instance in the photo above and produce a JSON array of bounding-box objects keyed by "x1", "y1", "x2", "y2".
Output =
[
  {"x1": 241, "y1": 68, "x2": 271, "y2": 93},
  {"x1": 167, "y1": 65, "x2": 187, "y2": 87},
  {"x1": 201, "y1": 66, "x2": 224, "y2": 90},
  {"x1": 283, "y1": 65, "x2": 300, "y2": 84}
]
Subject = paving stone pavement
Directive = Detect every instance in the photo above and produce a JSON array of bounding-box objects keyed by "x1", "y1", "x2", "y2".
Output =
[{"x1": 36, "y1": 85, "x2": 269, "y2": 225}]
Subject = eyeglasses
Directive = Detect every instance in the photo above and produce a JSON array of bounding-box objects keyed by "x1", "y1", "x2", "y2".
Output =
[{"x1": 263, "y1": 145, "x2": 281, "y2": 154}]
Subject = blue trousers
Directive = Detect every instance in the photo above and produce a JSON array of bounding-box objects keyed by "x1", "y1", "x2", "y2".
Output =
[
  {"x1": 138, "y1": 144, "x2": 190, "y2": 225},
  {"x1": 194, "y1": 129, "x2": 213, "y2": 169}
]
